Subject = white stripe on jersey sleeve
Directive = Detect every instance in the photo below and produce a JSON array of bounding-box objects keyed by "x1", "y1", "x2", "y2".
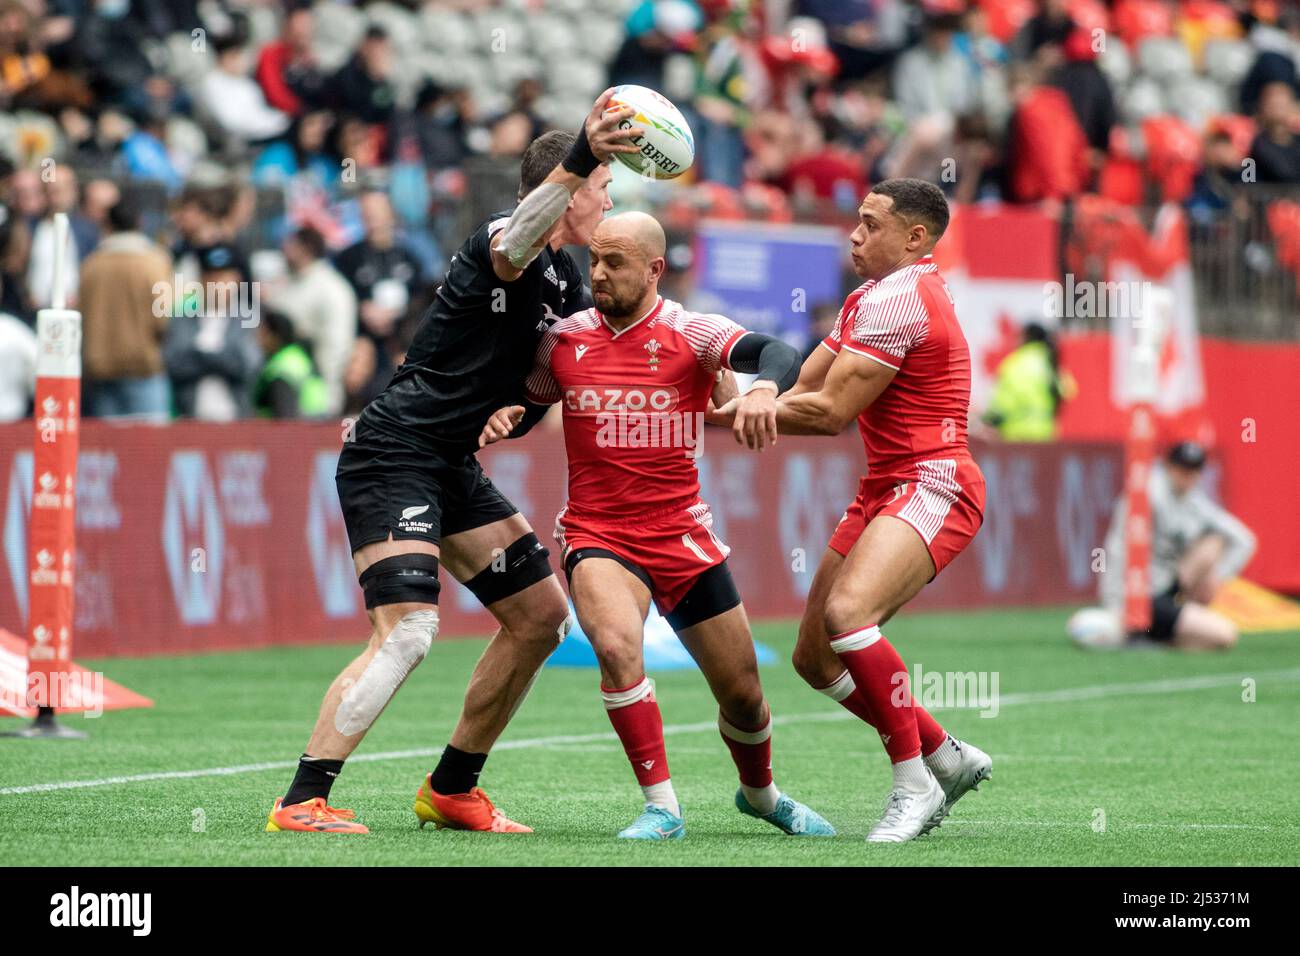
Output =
[
  {"x1": 664, "y1": 305, "x2": 746, "y2": 374},
  {"x1": 847, "y1": 278, "x2": 930, "y2": 362},
  {"x1": 524, "y1": 325, "x2": 563, "y2": 404}
]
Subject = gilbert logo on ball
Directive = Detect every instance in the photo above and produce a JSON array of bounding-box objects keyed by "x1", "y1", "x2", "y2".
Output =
[{"x1": 605, "y1": 84, "x2": 695, "y2": 180}]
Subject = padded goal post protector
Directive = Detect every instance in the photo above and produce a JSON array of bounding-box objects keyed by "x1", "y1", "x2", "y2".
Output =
[
  {"x1": 26, "y1": 309, "x2": 82, "y2": 707},
  {"x1": 0, "y1": 629, "x2": 153, "y2": 718}
]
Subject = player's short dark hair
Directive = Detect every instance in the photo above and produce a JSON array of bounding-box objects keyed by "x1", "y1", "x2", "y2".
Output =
[
  {"x1": 519, "y1": 130, "x2": 575, "y2": 198},
  {"x1": 870, "y1": 178, "x2": 950, "y2": 242}
]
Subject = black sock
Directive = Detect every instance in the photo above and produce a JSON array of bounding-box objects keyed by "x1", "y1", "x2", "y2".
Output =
[
  {"x1": 282, "y1": 754, "x2": 345, "y2": 806},
  {"x1": 428, "y1": 745, "x2": 488, "y2": 795}
]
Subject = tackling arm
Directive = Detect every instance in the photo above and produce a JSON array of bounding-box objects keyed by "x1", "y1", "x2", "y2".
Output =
[{"x1": 775, "y1": 348, "x2": 896, "y2": 435}]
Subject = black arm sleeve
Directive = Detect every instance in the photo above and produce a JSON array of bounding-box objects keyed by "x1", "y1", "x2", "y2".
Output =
[
  {"x1": 506, "y1": 399, "x2": 552, "y2": 440},
  {"x1": 725, "y1": 332, "x2": 801, "y2": 394}
]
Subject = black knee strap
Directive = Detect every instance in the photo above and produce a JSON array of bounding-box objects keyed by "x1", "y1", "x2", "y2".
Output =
[
  {"x1": 358, "y1": 553, "x2": 441, "y2": 609},
  {"x1": 463, "y1": 533, "x2": 554, "y2": 607},
  {"x1": 665, "y1": 560, "x2": 741, "y2": 632}
]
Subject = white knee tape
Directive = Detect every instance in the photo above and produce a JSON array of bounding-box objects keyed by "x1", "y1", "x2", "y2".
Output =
[
  {"x1": 335, "y1": 609, "x2": 438, "y2": 736},
  {"x1": 557, "y1": 612, "x2": 574, "y2": 643}
]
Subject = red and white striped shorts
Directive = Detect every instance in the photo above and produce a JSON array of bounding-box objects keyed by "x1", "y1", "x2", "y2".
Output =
[{"x1": 828, "y1": 457, "x2": 985, "y2": 575}]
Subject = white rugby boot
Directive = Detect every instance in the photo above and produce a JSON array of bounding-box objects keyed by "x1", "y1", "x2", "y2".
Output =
[
  {"x1": 920, "y1": 739, "x2": 993, "y2": 835},
  {"x1": 866, "y1": 769, "x2": 946, "y2": 844}
]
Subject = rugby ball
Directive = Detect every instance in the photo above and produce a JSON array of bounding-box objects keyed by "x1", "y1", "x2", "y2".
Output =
[
  {"x1": 1066, "y1": 607, "x2": 1125, "y2": 650},
  {"x1": 605, "y1": 84, "x2": 695, "y2": 181}
]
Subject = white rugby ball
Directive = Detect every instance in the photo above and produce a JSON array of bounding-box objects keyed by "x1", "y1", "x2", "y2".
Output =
[
  {"x1": 1066, "y1": 607, "x2": 1125, "y2": 650},
  {"x1": 605, "y1": 84, "x2": 695, "y2": 181}
]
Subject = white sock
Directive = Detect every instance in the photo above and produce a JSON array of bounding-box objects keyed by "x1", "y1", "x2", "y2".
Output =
[
  {"x1": 740, "y1": 781, "x2": 781, "y2": 815},
  {"x1": 891, "y1": 756, "x2": 933, "y2": 794},
  {"x1": 924, "y1": 735, "x2": 963, "y2": 779},
  {"x1": 643, "y1": 779, "x2": 680, "y2": 818}
]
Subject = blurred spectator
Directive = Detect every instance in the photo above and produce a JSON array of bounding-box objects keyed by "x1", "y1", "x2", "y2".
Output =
[
  {"x1": 950, "y1": 113, "x2": 1003, "y2": 203},
  {"x1": 78, "y1": 195, "x2": 173, "y2": 419},
  {"x1": 1249, "y1": 81, "x2": 1300, "y2": 184},
  {"x1": 487, "y1": 78, "x2": 547, "y2": 158},
  {"x1": 774, "y1": 116, "x2": 866, "y2": 206},
  {"x1": 327, "y1": 25, "x2": 395, "y2": 129},
  {"x1": 0, "y1": 0, "x2": 51, "y2": 107},
  {"x1": 255, "y1": 3, "x2": 327, "y2": 118},
  {"x1": 1187, "y1": 129, "x2": 1247, "y2": 223},
  {"x1": 1010, "y1": 0, "x2": 1074, "y2": 65},
  {"x1": 197, "y1": 31, "x2": 292, "y2": 147},
  {"x1": 0, "y1": 182, "x2": 29, "y2": 321},
  {"x1": 334, "y1": 189, "x2": 422, "y2": 360},
  {"x1": 118, "y1": 103, "x2": 183, "y2": 193},
  {"x1": 982, "y1": 322, "x2": 1074, "y2": 441},
  {"x1": 0, "y1": 289, "x2": 36, "y2": 421},
  {"x1": 1238, "y1": 8, "x2": 1299, "y2": 116},
  {"x1": 1054, "y1": 28, "x2": 1116, "y2": 156},
  {"x1": 79, "y1": 180, "x2": 120, "y2": 249},
  {"x1": 1005, "y1": 61, "x2": 1091, "y2": 204},
  {"x1": 27, "y1": 163, "x2": 80, "y2": 309},
  {"x1": 797, "y1": 0, "x2": 908, "y2": 81},
  {"x1": 253, "y1": 110, "x2": 337, "y2": 189},
  {"x1": 693, "y1": 6, "x2": 758, "y2": 188},
  {"x1": 402, "y1": 81, "x2": 479, "y2": 172},
  {"x1": 163, "y1": 243, "x2": 260, "y2": 421},
  {"x1": 609, "y1": 0, "x2": 700, "y2": 92},
  {"x1": 271, "y1": 224, "x2": 356, "y2": 416},
  {"x1": 252, "y1": 307, "x2": 329, "y2": 419},
  {"x1": 892, "y1": 13, "x2": 980, "y2": 123}
]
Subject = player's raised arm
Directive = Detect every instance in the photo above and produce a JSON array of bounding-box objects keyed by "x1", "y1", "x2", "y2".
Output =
[{"x1": 490, "y1": 89, "x2": 644, "y2": 282}]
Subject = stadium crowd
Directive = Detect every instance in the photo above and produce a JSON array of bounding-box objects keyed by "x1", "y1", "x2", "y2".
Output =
[{"x1": 0, "y1": 0, "x2": 1296, "y2": 423}]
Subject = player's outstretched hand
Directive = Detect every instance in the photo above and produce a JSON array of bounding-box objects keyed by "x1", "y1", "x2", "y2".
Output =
[
  {"x1": 732, "y1": 385, "x2": 779, "y2": 451},
  {"x1": 587, "y1": 88, "x2": 645, "y2": 163},
  {"x1": 479, "y1": 405, "x2": 525, "y2": 447}
]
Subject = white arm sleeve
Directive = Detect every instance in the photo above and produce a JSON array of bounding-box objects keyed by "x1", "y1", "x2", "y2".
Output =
[{"x1": 495, "y1": 182, "x2": 572, "y2": 270}]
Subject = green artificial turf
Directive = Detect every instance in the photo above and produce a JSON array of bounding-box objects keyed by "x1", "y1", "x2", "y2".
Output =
[{"x1": 2, "y1": 608, "x2": 1297, "y2": 866}]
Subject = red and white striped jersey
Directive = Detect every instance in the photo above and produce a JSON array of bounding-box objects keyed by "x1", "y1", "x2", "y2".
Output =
[
  {"x1": 822, "y1": 255, "x2": 973, "y2": 475},
  {"x1": 525, "y1": 296, "x2": 746, "y2": 520}
]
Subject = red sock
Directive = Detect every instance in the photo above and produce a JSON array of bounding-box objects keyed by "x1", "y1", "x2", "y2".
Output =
[
  {"x1": 718, "y1": 713, "x2": 773, "y2": 788},
  {"x1": 816, "y1": 670, "x2": 878, "y2": 726},
  {"x1": 915, "y1": 703, "x2": 947, "y2": 756},
  {"x1": 601, "y1": 677, "x2": 670, "y2": 786},
  {"x1": 828, "y1": 625, "x2": 921, "y2": 762},
  {"x1": 819, "y1": 669, "x2": 944, "y2": 752}
]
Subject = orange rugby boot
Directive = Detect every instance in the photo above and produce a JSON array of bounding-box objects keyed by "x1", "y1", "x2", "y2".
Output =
[
  {"x1": 265, "y1": 797, "x2": 370, "y2": 833},
  {"x1": 413, "y1": 775, "x2": 533, "y2": 833}
]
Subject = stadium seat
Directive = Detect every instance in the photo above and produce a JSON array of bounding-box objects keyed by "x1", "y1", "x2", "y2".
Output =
[
  {"x1": 1122, "y1": 76, "x2": 1168, "y2": 122},
  {"x1": 1167, "y1": 76, "x2": 1228, "y2": 128},
  {"x1": 1137, "y1": 36, "x2": 1194, "y2": 84},
  {"x1": 1202, "y1": 38, "x2": 1255, "y2": 88},
  {"x1": 1114, "y1": 0, "x2": 1175, "y2": 49},
  {"x1": 1097, "y1": 37, "x2": 1134, "y2": 87},
  {"x1": 419, "y1": 8, "x2": 479, "y2": 52},
  {"x1": 1066, "y1": 0, "x2": 1111, "y2": 35}
]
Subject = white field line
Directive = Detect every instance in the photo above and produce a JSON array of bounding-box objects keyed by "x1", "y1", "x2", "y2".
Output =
[{"x1": 2, "y1": 668, "x2": 1297, "y2": 797}]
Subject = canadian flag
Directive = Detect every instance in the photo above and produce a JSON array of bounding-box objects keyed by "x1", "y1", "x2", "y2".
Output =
[{"x1": 935, "y1": 200, "x2": 1206, "y2": 435}]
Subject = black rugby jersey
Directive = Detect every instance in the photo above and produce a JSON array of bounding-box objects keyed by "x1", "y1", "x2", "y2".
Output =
[{"x1": 359, "y1": 209, "x2": 588, "y2": 452}]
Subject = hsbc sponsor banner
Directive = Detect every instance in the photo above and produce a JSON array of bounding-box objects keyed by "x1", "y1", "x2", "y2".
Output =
[{"x1": 0, "y1": 422, "x2": 1121, "y2": 655}]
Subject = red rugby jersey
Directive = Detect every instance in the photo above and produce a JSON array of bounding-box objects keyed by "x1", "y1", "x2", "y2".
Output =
[
  {"x1": 822, "y1": 255, "x2": 974, "y2": 476},
  {"x1": 524, "y1": 296, "x2": 746, "y2": 520}
]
